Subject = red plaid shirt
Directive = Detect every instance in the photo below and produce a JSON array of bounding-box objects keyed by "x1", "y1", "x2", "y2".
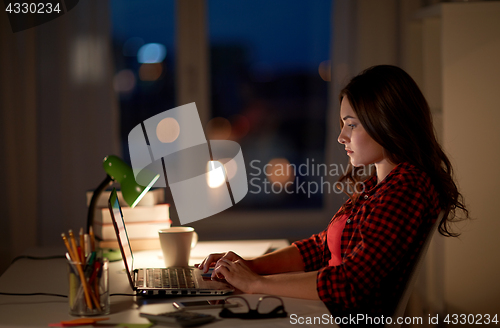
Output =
[{"x1": 293, "y1": 162, "x2": 441, "y2": 316}]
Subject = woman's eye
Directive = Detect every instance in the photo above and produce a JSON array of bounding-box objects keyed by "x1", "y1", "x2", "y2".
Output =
[{"x1": 348, "y1": 124, "x2": 356, "y2": 129}]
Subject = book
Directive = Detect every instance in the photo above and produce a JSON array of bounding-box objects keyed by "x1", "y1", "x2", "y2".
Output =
[
  {"x1": 86, "y1": 188, "x2": 165, "y2": 208},
  {"x1": 94, "y1": 203, "x2": 170, "y2": 225},
  {"x1": 93, "y1": 220, "x2": 172, "y2": 240}
]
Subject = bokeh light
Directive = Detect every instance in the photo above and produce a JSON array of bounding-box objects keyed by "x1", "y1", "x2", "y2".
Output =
[
  {"x1": 207, "y1": 161, "x2": 227, "y2": 188},
  {"x1": 206, "y1": 117, "x2": 232, "y2": 140},
  {"x1": 137, "y1": 43, "x2": 167, "y2": 64},
  {"x1": 113, "y1": 69, "x2": 136, "y2": 93},
  {"x1": 266, "y1": 158, "x2": 295, "y2": 185},
  {"x1": 139, "y1": 63, "x2": 163, "y2": 81},
  {"x1": 318, "y1": 60, "x2": 331, "y2": 82},
  {"x1": 229, "y1": 114, "x2": 250, "y2": 140},
  {"x1": 156, "y1": 117, "x2": 180, "y2": 143}
]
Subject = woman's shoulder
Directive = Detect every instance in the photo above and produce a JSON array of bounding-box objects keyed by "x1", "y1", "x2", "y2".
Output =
[
  {"x1": 372, "y1": 162, "x2": 439, "y2": 207},
  {"x1": 372, "y1": 162, "x2": 440, "y2": 219},
  {"x1": 385, "y1": 162, "x2": 433, "y2": 190}
]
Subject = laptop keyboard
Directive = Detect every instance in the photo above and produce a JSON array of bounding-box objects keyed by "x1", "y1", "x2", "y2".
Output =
[{"x1": 143, "y1": 268, "x2": 195, "y2": 289}]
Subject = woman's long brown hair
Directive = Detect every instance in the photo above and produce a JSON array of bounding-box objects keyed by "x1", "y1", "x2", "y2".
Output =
[{"x1": 338, "y1": 65, "x2": 468, "y2": 237}]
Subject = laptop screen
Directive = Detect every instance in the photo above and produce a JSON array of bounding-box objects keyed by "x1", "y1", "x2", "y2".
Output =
[{"x1": 108, "y1": 188, "x2": 134, "y2": 275}]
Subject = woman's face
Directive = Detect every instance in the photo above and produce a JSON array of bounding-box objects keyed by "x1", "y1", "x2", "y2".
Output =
[{"x1": 338, "y1": 97, "x2": 385, "y2": 167}]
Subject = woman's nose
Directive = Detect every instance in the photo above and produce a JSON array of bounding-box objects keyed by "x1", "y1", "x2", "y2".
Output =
[{"x1": 338, "y1": 128, "x2": 348, "y2": 144}]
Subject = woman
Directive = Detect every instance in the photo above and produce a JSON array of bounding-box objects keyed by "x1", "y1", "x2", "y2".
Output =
[{"x1": 196, "y1": 65, "x2": 468, "y2": 318}]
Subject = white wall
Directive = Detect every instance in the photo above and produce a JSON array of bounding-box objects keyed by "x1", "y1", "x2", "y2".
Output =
[{"x1": 441, "y1": 2, "x2": 500, "y2": 316}]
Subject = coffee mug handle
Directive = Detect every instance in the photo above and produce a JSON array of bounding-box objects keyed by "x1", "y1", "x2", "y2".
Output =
[{"x1": 191, "y1": 232, "x2": 198, "y2": 248}]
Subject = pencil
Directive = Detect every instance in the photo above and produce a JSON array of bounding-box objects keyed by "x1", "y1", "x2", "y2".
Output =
[
  {"x1": 89, "y1": 226, "x2": 96, "y2": 253},
  {"x1": 61, "y1": 233, "x2": 77, "y2": 262},
  {"x1": 68, "y1": 230, "x2": 79, "y2": 262},
  {"x1": 88, "y1": 284, "x2": 101, "y2": 311},
  {"x1": 67, "y1": 229, "x2": 94, "y2": 309}
]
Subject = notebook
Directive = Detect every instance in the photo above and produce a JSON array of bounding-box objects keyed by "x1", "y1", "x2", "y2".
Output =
[{"x1": 107, "y1": 188, "x2": 234, "y2": 296}]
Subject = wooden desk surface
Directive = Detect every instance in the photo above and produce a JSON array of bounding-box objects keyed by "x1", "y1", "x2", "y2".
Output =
[{"x1": 0, "y1": 240, "x2": 335, "y2": 328}]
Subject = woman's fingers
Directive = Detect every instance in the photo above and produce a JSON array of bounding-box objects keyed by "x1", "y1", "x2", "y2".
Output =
[
  {"x1": 219, "y1": 251, "x2": 241, "y2": 262},
  {"x1": 213, "y1": 259, "x2": 233, "y2": 279},
  {"x1": 211, "y1": 259, "x2": 260, "y2": 294},
  {"x1": 196, "y1": 253, "x2": 224, "y2": 273},
  {"x1": 196, "y1": 251, "x2": 245, "y2": 274}
]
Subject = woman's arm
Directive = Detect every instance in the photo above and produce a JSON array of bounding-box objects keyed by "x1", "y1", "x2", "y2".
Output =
[
  {"x1": 196, "y1": 245, "x2": 305, "y2": 275},
  {"x1": 215, "y1": 258, "x2": 320, "y2": 300},
  {"x1": 248, "y1": 245, "x2": 304, "y2": 274}
]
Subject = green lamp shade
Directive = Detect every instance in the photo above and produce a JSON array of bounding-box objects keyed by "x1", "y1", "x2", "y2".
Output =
[
  {"x1": 86, "y1": 155, "x2": 160, "y2": 233},
  {"x1": 102, "y1": 155, "x2": 160, "y2": 208}
]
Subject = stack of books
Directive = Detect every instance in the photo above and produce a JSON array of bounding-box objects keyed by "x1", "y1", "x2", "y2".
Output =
[{"x1": 86, "y1": 188, "x2": 171, "y2": 251}]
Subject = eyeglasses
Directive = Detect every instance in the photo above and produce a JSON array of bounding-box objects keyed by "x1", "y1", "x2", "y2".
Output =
[{"x1": 219, "y1": 296, "x2": 288, "y2": 319}]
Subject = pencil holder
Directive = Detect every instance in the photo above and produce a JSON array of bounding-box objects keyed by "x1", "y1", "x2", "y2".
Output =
[{"x1": 68, "y1": 257, "x2": 110, "y2": 316}]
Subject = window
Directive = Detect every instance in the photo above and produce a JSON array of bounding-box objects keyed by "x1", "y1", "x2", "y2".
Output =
[
  {"x1": 110, "y1": 0, "x2": 176, "y2": 162},
  {"x1": 207, "y1": 0, "x2": 332, "y2": 210},
  {"x1": 111, "y1": 0, "x2": 332, "y2": 214}
]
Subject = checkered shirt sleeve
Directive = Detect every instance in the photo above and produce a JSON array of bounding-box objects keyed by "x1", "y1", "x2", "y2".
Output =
[{"x1": 292, "y1": 229, "x2": 329, "y2": 271}]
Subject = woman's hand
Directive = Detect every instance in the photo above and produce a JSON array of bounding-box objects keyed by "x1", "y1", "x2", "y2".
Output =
[
  {"x1": 213, "y1": 258, "x2": 262, "y2": 294},
  {"x1": 195, "y1": 251, "x2": 248, "y2": 274},
  {"x1": 196, "y1": 248, "x2": 318, "y2": 299}
]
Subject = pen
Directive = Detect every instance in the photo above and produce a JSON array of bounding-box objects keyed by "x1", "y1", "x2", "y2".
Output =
[
  {"x1": 88, "y1": 260, "x2": 101, "y2": 285},
  {"x1": 84, "y1": 251, "x2": 96, "y2": 276},
  {"x1": 84, "y1": 234, "x2": 91, "y2": 259},
  {"x1": 91, "y1": 259, "x2": 102, "y2": 304},
  {"x1": 77, "y1": 246, "x2": 83, "y2": 263},
  {"x1": 79, "y1": 228, "x2": 85, "y2": 262},
  {"x1": 65, "y1": 252, "x2": 78, "y2": 273},
  {"x1": 66, "y1": 252, "x2": 79, "y2": 308}
]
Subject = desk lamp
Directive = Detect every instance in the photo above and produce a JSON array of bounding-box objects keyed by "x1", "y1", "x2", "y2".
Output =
[{"x1": 86, "y1": 155, "x2": 160, "y2": 233}]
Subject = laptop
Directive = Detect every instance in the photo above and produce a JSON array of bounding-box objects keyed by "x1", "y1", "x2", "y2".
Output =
[{"x1": 107, "y1": 188, "x2": 234, "y2": 297}]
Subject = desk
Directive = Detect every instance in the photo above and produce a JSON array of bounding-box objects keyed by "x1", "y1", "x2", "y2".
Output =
[{"x1": 0, "y1": 240, "x2": 336, "y2": 328}]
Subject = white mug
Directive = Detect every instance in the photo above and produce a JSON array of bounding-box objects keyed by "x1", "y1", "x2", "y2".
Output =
[{"x1": 158, "y1": 227, "x2": 198, "y2": 267}]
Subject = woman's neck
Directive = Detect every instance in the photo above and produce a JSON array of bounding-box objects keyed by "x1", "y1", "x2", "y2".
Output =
[{"x1": 375, "y1": 159, "x2": 397, "y2": 183}]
